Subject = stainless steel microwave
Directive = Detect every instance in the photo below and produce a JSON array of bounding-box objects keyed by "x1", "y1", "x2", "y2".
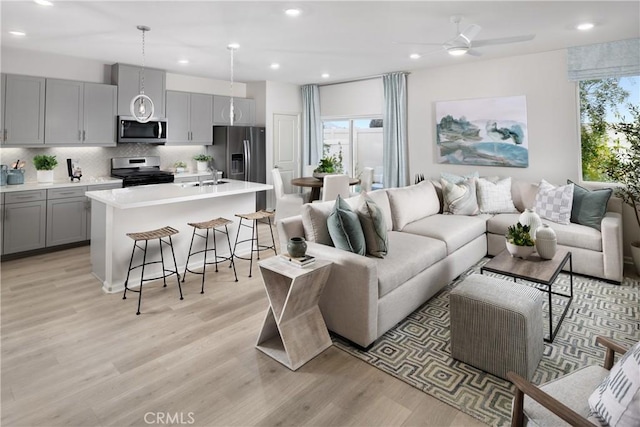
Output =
[{"x1": 117, "y1": 116, "x2": 167, "y2": 144}]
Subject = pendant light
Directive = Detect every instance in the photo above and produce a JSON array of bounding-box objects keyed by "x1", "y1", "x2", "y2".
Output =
[
  {"x1": 227, "y1": 43, "x2": 238, "y2": 126},
  {"x1": 130, "y1": 25, "x2": 155, "y2": 123}
]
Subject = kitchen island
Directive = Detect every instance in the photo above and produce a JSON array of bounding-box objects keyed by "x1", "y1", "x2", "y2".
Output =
[{"x1": 86, "y1": 180, "x2": 273, "y2": 293}]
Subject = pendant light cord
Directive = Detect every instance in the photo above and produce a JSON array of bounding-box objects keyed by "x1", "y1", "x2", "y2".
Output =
[
  {"x1": 229, "y1": 46, "x2": 234, "y2": 126},
  {"x1": 140, "y1": 27, "x2": 146, "y2": 95}
]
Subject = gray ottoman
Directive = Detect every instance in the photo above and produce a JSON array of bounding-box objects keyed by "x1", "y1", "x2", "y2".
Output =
[{"x1": 450, "y1": 274, "x2": 544, "y2": 380}]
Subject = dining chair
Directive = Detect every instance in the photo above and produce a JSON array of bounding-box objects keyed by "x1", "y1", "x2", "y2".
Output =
[
  {"x1": 271, "y1": 168, "x2": 304, "y2": 224},
  {"x1": 321, "y1": 174, "x2": 350, "y2": 202},
  {"x1": 360, "y1": 167, "x2": 374, "y2": 193}
]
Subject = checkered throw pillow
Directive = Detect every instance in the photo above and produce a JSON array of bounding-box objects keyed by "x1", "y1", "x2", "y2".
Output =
[{"x1": 534, "y1": 180, "x2": 574, "y2": 224}]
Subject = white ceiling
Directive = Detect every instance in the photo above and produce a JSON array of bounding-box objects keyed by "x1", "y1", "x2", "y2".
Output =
[{"x1": 2, "y1": 1, "x2": 639, "y2": 85}]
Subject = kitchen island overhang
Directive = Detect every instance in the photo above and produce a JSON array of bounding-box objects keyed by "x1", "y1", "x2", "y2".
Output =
[{"x1": 86, "y1": 180, "x2": 273, "y2": 293}]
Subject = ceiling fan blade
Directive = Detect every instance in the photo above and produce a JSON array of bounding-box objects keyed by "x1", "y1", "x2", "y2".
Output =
[
  {"x1": 466, "y1": 49, "x2": 482, "y2": 57},
  {"x1": 393, "y1": 41, "x2": 443, "y2": 46},
  {"x1": 472, "y1": 34, "x2": 535, "y2": 48},
  {"x1": 460, "y1": 24, "x2": 482, "y2": 42}
]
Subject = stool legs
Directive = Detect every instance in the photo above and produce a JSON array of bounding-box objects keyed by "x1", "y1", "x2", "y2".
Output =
[{"x1": 232, "y1": 215, "x2": 277, "y2": 278}]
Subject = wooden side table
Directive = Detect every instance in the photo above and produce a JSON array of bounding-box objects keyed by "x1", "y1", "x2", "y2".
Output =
[{"x1": 255, "y1": 257, "x2": 333, "y2": 370}]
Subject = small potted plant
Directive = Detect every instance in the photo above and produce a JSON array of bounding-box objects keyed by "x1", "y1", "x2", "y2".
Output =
[
  {"x1": 193, "y1": 154, "x2": 212, "y2": 172},
  {"x1": 33, "y1": 154, "x2": 58, "y2": 183},
  {"x1": 174, "y1": 161, "x2": 187, "y2": 173},
  {"x1": 313, "y1": 144, "x2": 344, "y2": 179},
  {"x1": 505, "y1": 222, "x2": 535, "y2": 259}
]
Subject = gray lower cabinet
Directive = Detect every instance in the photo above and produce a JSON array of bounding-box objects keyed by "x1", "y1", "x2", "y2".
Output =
[
  {"x1": 46, "y1": 187, "x2": 88, "y2": 246},
  {"x1": 213, "y1": 95, "x2": 255, "y2": 126},
  {"x1": 3, "y1": 190, "x2": 47, "y2": 254},
  {"x1": 166, "y1": 91, "x2": 213, "y2": 145},
  {"x1": 2, "y1": 74, "x2": 46, "y2": 146}
]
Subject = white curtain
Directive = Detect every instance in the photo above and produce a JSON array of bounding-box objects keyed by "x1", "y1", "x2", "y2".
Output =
[
  {"x1": 383, "y1": 72, "x2": 409, "y2": 188},
  {"x1": 301, "y1": 84, "x2": 323, "y2": 167},
  {"x1": 568, "y1": 38, "x2": 640, "y2": 81}
]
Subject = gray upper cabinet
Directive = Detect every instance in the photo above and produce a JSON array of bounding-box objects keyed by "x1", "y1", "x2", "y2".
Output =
[
  {"x1": 213, "y1": 96, "x2": 255, "y2": 126},
  {"x1": 2, "y1": 74, "x2": 46, "y2": 146},
  {"x1": 166, "y1": 90, "x2": 213, "y2": 145},
  {"x1": 112, "y1": 63, "x2": 165, "y2": 118},
  {"x1": 0, "y1": 74, "x2": 5, "y2": 144},
  {"x1": 45, "y1": 79, "x2": 117, "y2": 146}
]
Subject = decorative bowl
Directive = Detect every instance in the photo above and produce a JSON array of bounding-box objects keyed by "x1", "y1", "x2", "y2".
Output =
[
  {"x1": 312, "y1": 172, "x2": 332, "y2": 180},
  {"x1": 505, "y1": 241, "x2": 535, "y2": 259}
]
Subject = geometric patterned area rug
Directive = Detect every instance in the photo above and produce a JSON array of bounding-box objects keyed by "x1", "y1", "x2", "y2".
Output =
[{"x1": 334, "y1": 259, "x2": 640, "y2": 426}]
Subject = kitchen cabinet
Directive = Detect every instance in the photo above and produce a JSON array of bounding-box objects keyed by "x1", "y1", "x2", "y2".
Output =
[
  {"x1": 112, "y1": 63, "x2": 165, "y2": 118},
  {"x1": 166, "y1": 91, "x2": 213, "y2": 145},
  {"x1": 0, "y1": 194, "x2": 4, "y2": 257},
  {"x1": 46, "y1": 187, "x2": 88, "y2": 246},
  {"x1": 3, "y1": 190, "x2": 47, "y2": 254},
  {"x1": 45, "y1": 79, "x2": 117, "y2": 146},
  {"x1": 1, "y1": 74, "x2": 46, "y2": 146},
  {"x1": 213, "y1": 96, "x2": 255, "y2": 126},
  {"x1": 85, "y1": 183, "x2": 122, "y2": 239}
]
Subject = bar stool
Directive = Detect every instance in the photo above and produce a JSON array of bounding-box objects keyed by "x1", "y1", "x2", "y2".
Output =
[
  {"x1": 123, "y1": 226, "x2": 183, "y2": 315},
  {"x1": 182, "y1": 217, "x2": 238, "y2": 293},
  {"x1": 233, "y1": 210, "x2": 277, "y2": 277}
]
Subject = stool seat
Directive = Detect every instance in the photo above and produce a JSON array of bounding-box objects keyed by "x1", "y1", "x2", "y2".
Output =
[
  {"x1": 188, "y1": 217, "x2": 233, "y2": 230},
  {"x1": 127, "y1": 226, "x2": 179, "y2": 241},
  {"x1": 235, "y1": 210, "x2": 275, "y2": 221}
]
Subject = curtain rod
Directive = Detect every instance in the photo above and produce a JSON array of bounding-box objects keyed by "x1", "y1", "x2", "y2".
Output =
[{"x1": 317, "y1": 71, "x2": 410, "y2": 87}]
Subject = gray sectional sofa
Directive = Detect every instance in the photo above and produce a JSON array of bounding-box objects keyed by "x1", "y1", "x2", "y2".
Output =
[{"x1": 278, "y1": 179, "x2": 623, "y2": 348}]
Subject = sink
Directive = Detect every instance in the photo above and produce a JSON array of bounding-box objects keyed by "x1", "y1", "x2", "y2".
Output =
[{"x1": 181, "y1": 180, "x2": 228, "y2": 187}]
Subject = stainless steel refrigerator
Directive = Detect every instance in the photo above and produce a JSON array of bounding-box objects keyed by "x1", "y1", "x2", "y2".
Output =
[{"x1": 209, "y1": 126, "x2": 267, "y2": 210}]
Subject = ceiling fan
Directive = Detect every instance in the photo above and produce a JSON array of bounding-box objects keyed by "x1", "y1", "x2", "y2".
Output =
[{"x1": 404, "y1": 15, "x2": 535, "y2": 57}]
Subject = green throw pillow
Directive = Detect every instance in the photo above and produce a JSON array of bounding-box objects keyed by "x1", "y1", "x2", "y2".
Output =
[
  {"x1": 327, "y1": 195, "x2": 366, "y2": 255},
  {"x1": 567, "y1": 180, "x2": 612, "y2": 231},
  {"x1": 356, "y1": 193, "x2": 389, "y2": 258}
]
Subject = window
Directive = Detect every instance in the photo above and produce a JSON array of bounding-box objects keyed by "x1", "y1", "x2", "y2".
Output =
[
  {"x1": 322, "y1": 118, "x2": 384, "y2": 187},
  {"x1": 580, "y1": 75, "x2": 639, "y2": 182}
]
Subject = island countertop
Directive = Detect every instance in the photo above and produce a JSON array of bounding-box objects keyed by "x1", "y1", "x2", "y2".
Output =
[{"x1": 86, "y1": 179, "x2": 273, "y2": 209}]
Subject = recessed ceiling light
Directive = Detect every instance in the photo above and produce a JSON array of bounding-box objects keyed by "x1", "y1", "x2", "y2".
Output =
[
  {"x1": 321, "y1": 73, "x2": 330, "y2": 79},
  {"x1": 34, "y1": 0, "x2": 53, "y2": 6},
  {"x1": 227, "y1": 42, "x2": 240, "y2": 50},
  {"x1": 576, "y1": 22, "x2": 594, "y2": 31},
  {"x1": 178, "y1": 59, "x2": 189, "y2": 65},
  {"x1": 284, "y1": 8, "x2": 301, "y2": 17},
  {"x1": 410, "y1": 53, "x2": 421, "y2": 59},
  {"x1": 270, "y1": 63, "x2": 280, "y2": 70},
  {"x1": 9, "y1": 31, "x2": 26, "y2": 37}
]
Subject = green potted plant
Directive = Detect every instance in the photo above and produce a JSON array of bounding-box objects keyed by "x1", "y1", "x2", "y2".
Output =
[
  {"x1": 174, "y1": 161, "x2": 187, "y2": 173},
  {"x1": 193, "y1": 154, "x2": 212, "y2": 172},
  {"x1": 33, "y1": 154, "x2": 58, "y2": 183},
  {"x1": 605, "y1": 105, "x2": 640, "y2": 274},
  {"x1": 313, "y1": 144, "x2": 344, "y2": 179},
  {"x1": 505, "y1": 222, "x2": 535, "y2": 259}
]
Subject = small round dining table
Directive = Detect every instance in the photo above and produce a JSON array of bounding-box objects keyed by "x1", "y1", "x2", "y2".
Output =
[{"x1": 291, "y1": 176, "x2": 360, "y2": 201}]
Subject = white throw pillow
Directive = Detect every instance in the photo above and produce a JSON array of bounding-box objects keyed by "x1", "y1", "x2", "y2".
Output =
[
  {"x1": 534, "y1": 180, "x2": 574, "y2": 225},
  {"x1": 386, "y1": 180, "x2": 440, "y2": 230},
  {"x1": 589, "y1": 341, "x2": 640, "y2": 427},
  {"x1": 476, "y1": 177, "x2": 518, "y2": 214},
  {"x1": 301, "y1": 195, "x2": 360, "y2": 245},
  {"x1": 440, "y1": 172, "x2": 479, "y2": 213},
  {"x1": 440, "y1": 177, "x2": 479, "y2": 215}
]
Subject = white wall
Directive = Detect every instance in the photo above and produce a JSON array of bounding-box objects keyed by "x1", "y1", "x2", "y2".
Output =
[{"x1": 320, "y1": 78, "x2": 383, "y2": 117}]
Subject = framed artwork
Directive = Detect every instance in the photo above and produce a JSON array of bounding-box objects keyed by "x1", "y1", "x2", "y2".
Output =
[{"x1": 436, "y1": 95, "x2": 528, "y2": 167}]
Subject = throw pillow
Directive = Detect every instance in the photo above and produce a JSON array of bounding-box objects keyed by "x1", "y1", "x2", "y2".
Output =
[
  {"x1": 568, "y1": 180, "x2": 612, "y2": 231},
  {"x1": 476, "y1": 177, "x2": 518, "y2": 214},
  {"x1": 440, "y1": 171, "x2": 480, "y2": 212},
  {"x1": 588, "y1": 341, "x2": 640, "y2": 427},
  {"x1": 301, "y1": 195, "x2": 360, "y2": 245},
  {"x1": 386, "y1": 180, "x2": 440, "y2": 230},
  {"x1": 327, "y1": 195, "x2": 366, "y2": 255},
  {"x1": 440, "y1": 177, "x2": 479, "y2": 215},
  {"x1": 534, "y1": 180, "x2": 574, "y2": 225},
  {"x1": 356, "y1": 193, "x2": 389, "y2": 258}
]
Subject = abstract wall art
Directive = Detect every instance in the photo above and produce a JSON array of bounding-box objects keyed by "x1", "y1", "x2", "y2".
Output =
[{"x1": 436, "y1": 95, "x2": 529, "y2": 167}]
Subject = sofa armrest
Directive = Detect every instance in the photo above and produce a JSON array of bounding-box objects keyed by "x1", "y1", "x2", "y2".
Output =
[
  {"x1": 601, "y1": 212, "x2": 623, "y2": 283},
  {"x1": 305, "y1": 242, "x2": 380, "y2": 348},
  {"x1": 277, "y1": 215, "x2": 305, "y2": 253}
]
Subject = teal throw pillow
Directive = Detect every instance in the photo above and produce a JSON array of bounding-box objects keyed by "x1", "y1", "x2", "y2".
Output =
[
  {"x1": 327, "y1": 195, "x2": 366, "y2": 255},
  {"x1": 356, "y1": 193, "x2": 389, "y2": 258},
  {"x1": 568, "y1": 180, "x2": 612, "y2": 231}
]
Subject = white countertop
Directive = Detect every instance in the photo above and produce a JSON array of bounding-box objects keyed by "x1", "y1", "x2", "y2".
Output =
[
  {"x1": 86, "y1": 179, "x2": 273, "y2": 209},
  {"x1": 0, "y1": 177, "x2": 123, "y2": 193}
]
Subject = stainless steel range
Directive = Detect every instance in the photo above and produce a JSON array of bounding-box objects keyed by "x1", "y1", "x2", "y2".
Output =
[{"x1": 110, "y1": 156, "x2": 174, "y2": 187}]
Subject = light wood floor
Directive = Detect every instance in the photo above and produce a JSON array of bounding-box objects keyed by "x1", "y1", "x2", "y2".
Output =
[{"x1": 1, "y1": 227, "x2": 485, "y2": 427}]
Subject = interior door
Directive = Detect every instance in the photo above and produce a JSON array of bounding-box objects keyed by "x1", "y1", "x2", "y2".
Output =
[{"x1": 272, "y1": 113, "x2": 300, "y2": 205}]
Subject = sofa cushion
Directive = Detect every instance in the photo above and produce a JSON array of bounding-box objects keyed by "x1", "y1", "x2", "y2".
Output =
[
  {"x1": 327, "y1": 195, "x2": 366, "y2": 255},
  {"x1": 301, "y1": 196, "x2": 360, "y2": 245},
  {"x1": 366, "y1": 189, "x2": 393, "y2": 232},
  {"x1": 477, "y1": 177, "x2": 518, "y2": 214},
  {"x1": 377, "y1": 231, "x2": 447, "y2": 297},
  {"x1": 568, "y1": 180, "x2": 612, "y2": 231},
  {"x1": 440, "y1": 177, "x2": 480, "y2": 215},
  {"x1": 386, "y1": 180, "x2": 440, "y2": 230},
  {"x1": 487, "y1": 214, "x2": 603, "y2": 252},
  {"x1": 402, "y1": 214, "x2": 487, "y2": 255},
  {"x1": 534, "y1": 180, "x2": 574, "y2": 225},
  {"x1": 356, "y1": 193, "x2": 389, "y2": 258}
]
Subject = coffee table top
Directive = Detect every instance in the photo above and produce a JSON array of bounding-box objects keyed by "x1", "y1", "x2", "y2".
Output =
[{"x1": 481, "y1": 248, "x2": 571, "y2": 286}]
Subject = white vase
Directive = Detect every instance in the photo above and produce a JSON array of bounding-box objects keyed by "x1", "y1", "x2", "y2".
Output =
[
  {"x1": 196, "y1": 161, "x2": 209, "y2": 172},
  {"x1": 535, "y1": 224, "x2": 557, "y2": 260},
  {"x1": 519, "y1": 208, "x2": 542, "y2": 240},
  {"x1": 36, "y1": 169, "x2": 54, "y2": 183}
]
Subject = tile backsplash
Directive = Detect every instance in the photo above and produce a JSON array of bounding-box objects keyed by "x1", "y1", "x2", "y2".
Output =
[{"x1": 0, "y1": 144, "x2": 210, "y2": 182}]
